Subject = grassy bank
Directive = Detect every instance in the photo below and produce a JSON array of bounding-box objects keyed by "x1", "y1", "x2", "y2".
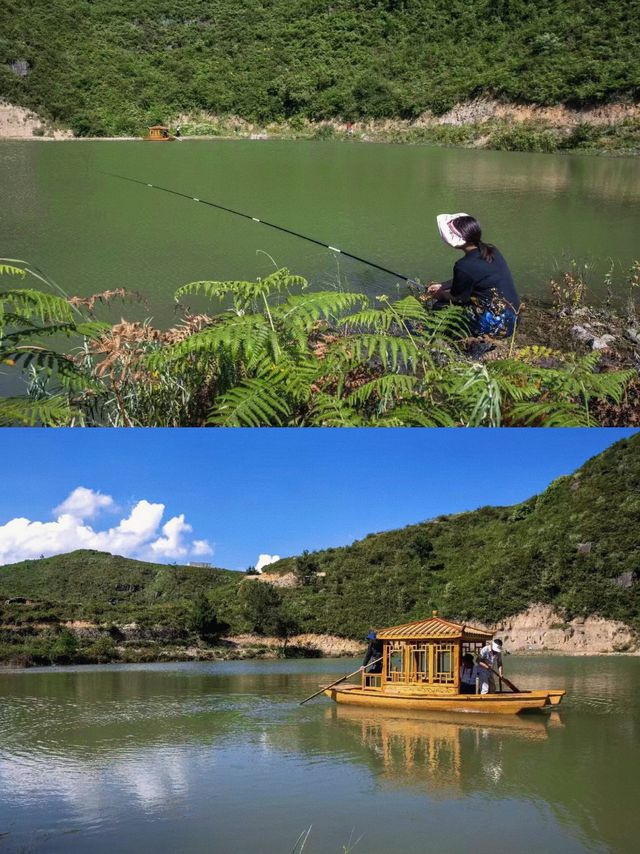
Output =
[
  {"x1": 5, "y1": 105, "x2": 639, "y2": 156},
  {"x1": 0, "y1": 629, "x2": 352, "y2": 668},
  {"x1": 174, "y1": 113, "x2": 640, "y2": 156},
  {"x1": 1, "y1": 259, "x2": 639, "y2": 427}
]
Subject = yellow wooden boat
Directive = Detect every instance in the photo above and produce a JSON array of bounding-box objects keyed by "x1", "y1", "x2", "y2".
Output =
[
  {"x1": 324, "y1": 614, "x2": 565, "y2": 715},
  {"x1": 144, "y1": 124, "x2": 175, "y2": 141}
]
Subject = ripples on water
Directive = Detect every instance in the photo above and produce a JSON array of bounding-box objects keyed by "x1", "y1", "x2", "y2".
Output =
[{"x1": 0, "y1": 657, "x2": 638, "y2": 853}]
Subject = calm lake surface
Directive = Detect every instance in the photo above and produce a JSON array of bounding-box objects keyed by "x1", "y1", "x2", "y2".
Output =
[
  {"x1": 1, "y1": 657, "x2": 639, "y2": 853},
  {"x1": 1, "y1": 140, "x2": 640, "y2": 326}
]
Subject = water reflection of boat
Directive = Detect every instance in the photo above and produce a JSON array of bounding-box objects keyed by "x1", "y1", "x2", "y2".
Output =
[
  {"x1": 326, "y1": 704, "x2": 552, "y2": 798},
  {"x1": 328, "y1": 704, "x2": 552, "y2": 739},
  {"x1": 325, "y1": 615, "x2": 565, "y2": 714}
]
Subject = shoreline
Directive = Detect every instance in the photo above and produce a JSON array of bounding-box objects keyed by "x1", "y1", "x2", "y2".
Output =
[
  {"x1": 2, "y1": 647, "x2": 638, "y2": 672},
  {"x1": 2, "y1": 99, "x2": 639, "y2": 155}
]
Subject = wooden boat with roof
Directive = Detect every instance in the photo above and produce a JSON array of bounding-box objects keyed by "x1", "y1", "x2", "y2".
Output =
[
  {"x1": 143, "y1": 124, "x2": 175, "y2": 141},
  {"x1": 325, "y1": 614, "x2": 565, "y2": 715}
]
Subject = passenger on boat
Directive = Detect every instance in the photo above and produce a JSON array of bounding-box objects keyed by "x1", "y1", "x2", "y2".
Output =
[
  {"x1": 360, "y1": 630, "x2": 383, "y2": 674},
  {"x1": 477, "y1": 638, "x2": 504, "y2": 694},
  {"x1": 459, "y1": 653, "x2": 480, "y2": 694},
  {"x1": 427, "y1": 214, "x2": 520, "y2": 338}
]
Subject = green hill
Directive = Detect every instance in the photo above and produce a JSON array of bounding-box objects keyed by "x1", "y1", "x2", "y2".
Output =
[
  {"x1": 266, "y1": 432, "x2": 640, "y2": 636},
  {"x1": 2, "y1": 0, "x2": 639, "y2": 136},
  {"x1": 0, "y1": 433, "x2": 638, "y2": 665},
  {"x1": 0, "y1": 550, "x2": 239, "y2": 626}
]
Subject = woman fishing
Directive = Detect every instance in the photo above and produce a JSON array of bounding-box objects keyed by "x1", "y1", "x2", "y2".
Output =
[{"x1": 427, "y1": 213, "x2": 520, "y2": 337}]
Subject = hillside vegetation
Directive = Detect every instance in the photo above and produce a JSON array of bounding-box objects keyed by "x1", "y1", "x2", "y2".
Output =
[
  {"x1": 0, "y1": 434, "x2": 638, "y2": 664},
  {"x1": 1, "y1": 1, "x2": 639, "y2": 136},
  {"x1": 266, "y1": 433, "x2": 640, "y2": 636}
]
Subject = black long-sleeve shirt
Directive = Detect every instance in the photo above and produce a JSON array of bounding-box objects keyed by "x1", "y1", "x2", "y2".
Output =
[
  {"x1": 362, "y1": 639, "x2": 383, "y2": 669},
  {"x1": 450, "y1": 248, "x2": 520, "y2": 312}
]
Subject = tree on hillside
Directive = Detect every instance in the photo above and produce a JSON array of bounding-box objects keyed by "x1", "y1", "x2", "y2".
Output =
[
  {"x1": 239, "y1": 581, "x2": 299, "y2": 649},
  {"x1": 50, "y1": 628, "x2": 79, "y2": 664},
  {"x1": 189, "y1": 592, "x2": 227, "y2": 640},
  {"x1": 294, "y1": 550, "x2": 319, "y2": 586}
]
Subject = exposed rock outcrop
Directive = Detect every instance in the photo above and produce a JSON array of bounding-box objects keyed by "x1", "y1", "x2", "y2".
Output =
[
  {"x1": 0, "y1": 101, "x2": 71, "y2": 138},
  {"x1": 225, "y1": 633, "x2": 364, "y2": 657},
  {"x1": 492, "y1": 604, "x2": 637, "y2": 654}
]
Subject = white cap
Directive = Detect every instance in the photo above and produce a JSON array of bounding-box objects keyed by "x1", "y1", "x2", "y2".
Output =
[
  {"x1": 437, "y1": 213, "x2": 469, "y2": 248},
  {"x1": 491, "y1": 640, "x2": 503, "y2": 653}
]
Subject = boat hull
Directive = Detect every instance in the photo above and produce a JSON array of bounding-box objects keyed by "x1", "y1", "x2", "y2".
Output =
[{"x1": 325, "y1": 685, "x2": 564, "y2": 715}]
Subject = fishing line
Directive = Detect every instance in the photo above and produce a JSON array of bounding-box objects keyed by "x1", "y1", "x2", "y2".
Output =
[{"x1": 103, "y1": 172, "x2": 419, "y2": 284}]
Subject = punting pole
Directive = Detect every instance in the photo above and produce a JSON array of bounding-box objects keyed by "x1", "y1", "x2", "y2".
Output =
[{"x1": 299, "y1": 656, "x2": 383, "y2": 705}]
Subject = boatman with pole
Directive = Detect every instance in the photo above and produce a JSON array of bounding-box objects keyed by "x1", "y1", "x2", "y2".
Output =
[
  {"x1": 360, "y1": 629, "x2": 383, "y2": 674},
  {"x1": 477, "y1": 637, "x2": 504, "y2": 693}
]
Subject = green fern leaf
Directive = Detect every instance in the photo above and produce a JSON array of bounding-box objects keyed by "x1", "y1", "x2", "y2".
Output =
[
  {"x1": 0, "y1": 395, "x2": 77, "y2": 427},
  {"x1": 207, "y1": 376, "x2": 291, "y2": 426},
  {"x1": 347, "y1": 373, "x2": 417, "y2": 407},
  {"x1": 276, "y1": 291, "x2": 366, "y2": 329},
  {"x1": 306, "y1": 393, "x2": 364, "y2": 426}
]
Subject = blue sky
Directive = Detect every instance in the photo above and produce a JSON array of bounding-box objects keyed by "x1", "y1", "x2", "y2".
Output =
[{"x1": 0, "y1": 428, "x2": 635, "y2": 569}]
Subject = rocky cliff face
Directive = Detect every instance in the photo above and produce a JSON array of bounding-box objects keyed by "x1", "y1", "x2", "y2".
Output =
[{"x1": 493, "y1": 604, "x2": 637, "y2": 654}]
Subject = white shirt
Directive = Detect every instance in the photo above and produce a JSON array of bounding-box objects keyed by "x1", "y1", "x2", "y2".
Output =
[{"x1": 479, "y1": 644, "x2": 503, "y2": 673}]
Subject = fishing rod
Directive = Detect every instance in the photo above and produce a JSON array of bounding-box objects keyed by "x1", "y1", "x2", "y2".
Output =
[{"x1": 104, "y1": 172, "x2": 419, "y2": 285}]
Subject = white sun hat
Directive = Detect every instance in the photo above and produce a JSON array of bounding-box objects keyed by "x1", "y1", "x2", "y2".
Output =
[{"x1": 437, "y1": 213, "x2": 470, "y2": 248}]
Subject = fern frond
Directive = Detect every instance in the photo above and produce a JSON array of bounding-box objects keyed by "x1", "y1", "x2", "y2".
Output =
[
  {"x1": 276, "y1": 291, "x2": 366, "y2": 329},
  {"x1": 259, "y1": 355, "x2": 324, "y2": 403},
  {"x1": 340, "y1": 308, "x2": 396, "y2": 333},
  {"x1": 373, "y1": 402, "x2": 456, "y2": 427},
  {"x1": 147, "y1": 314, "x2": 271, "y2": 368},
  {"x1": 4, "y1": 346, "x2": 93, "y2": 391},
  {"x1": 417, "y1": 305, "x2": 470, "y2": 341},
  {"x1": 0, "y1": 395, "x2": 77, "y2": 427},
  {"x1": 351, "y1": 334, "x2": 420, "y2": 371},
  {"x1": 177, "y1": 268, "x2": 308, "y2": 311},
  {"x1": 486, "y1": 360, "x2": 542, "y2": 402},
  {"x1": 1, "y1": 320, "x2": 110, "y2": 345},
  {"x1": 1, "y1": 288, "x2": 74, "y2": 330},
  {"x1": 576, "y1": 368, "x2": 635, "y2": 404},
  {"x1": 306, "y1": 393, "x2": 364, "y2": 426},
  {"x1": 347, "y1": 373, "x2": 417, "y2": 408},
  {"x1": 507, "y1": 401, "x2": 592, "y2": 427},
  {"x1": 207, "y1": 376, "x2": 291, "y2": 426},
  {"x1": 0, "y1": 264, "x2": 27, "y2": 278}
]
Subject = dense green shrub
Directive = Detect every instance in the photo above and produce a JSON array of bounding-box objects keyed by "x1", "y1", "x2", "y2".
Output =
[{"x1": 2, "y1": 1, "x2": 639, "y2": 135}]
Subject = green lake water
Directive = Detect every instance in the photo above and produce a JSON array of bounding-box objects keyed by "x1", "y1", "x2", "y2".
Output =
[
  {"x1": 1, "y1": 657, "x2": 639, "y2": 853},
  {"x1": 1, "y1": 140, "x2": 640, "y2": 327}
]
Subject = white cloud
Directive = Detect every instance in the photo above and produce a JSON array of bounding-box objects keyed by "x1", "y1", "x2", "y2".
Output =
[
  {"x1": 192, "y1": 540, "x2": 214, "y2": 557},
  {"x1": 255, "y1": 553, "x2": 280, "y2": 573},
  {"x1": 54, "y1": 486, "x2": 115, "y2": 519},
  {"x1": 0, "y1": 489, "x2": 213, "y2": 566},
  {"x1": 150, "y1": 514, "x2": 192, "y2": 559}
]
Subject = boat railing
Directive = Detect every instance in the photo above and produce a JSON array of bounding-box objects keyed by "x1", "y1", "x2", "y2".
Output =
[{"x1": 362, "y1": 673, "x2": 382, "y2": 689}]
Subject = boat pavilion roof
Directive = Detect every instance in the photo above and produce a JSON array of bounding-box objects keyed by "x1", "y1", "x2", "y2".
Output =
[{"x1": 376, "y1": 613, "x2": 492, "y2": 642}]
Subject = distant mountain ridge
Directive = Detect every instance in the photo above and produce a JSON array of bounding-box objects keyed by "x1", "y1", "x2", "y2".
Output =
[{"x1": 0, "y1": 434, "x2": 638, "y2": 643}]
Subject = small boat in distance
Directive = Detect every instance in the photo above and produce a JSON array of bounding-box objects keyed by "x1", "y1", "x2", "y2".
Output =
[
  {"x1": 144, "y1": 124, "x2": 175, "y2": 141},
  {"x1": 325, "y1": 613, "x2": 565, "y2": 715}
]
